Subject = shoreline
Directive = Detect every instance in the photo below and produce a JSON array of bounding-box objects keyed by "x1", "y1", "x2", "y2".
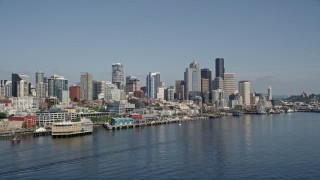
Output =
[{"x1": 1, "y1": 112, "x2": 311, "y2": 138}]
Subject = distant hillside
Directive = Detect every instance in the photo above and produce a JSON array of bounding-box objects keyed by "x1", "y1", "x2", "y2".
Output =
[
  {"x1": 285, "y1": 94, "x2": 320, "y2": 103},
  {"x1": 273, "y1": 95, "x2": 289, "y2": 100}
]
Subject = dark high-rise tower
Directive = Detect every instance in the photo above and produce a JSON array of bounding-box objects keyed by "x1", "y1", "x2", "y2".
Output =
[
  {"x1": 215, "y1": 58, "x2": 225, "y2": 78},
  {"x1": 12, "y1": 73, "x2": 30, "y2": 97},
  {"x1": 201, "y1": 68, "x2": 212, "y2": 92}
]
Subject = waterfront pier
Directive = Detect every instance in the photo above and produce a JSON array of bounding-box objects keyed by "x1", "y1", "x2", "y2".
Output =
[{"x1": 103, "y1": 116, "x2": 209, "y2": 131}]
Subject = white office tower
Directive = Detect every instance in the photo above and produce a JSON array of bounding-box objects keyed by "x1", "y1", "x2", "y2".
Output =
[
  {"x1": 212, "y1": 89, "x2": 229, "y2": 108},
  {"x1": 267, "y1": 86, "x2": 272, "y2": 101},
  {"x1": 105, "y1": 81, "x2": 121, "y2": 102},
  {"x1": 157, "y1": 86, "x2": 165, "y2": 100},
  {"x1": 239, "y1": 81, "x2": 251, "y2": 106}
]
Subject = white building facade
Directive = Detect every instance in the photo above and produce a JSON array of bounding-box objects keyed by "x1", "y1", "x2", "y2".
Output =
[
  {"x1": 239, "y1": 81, "x2": 251, "y2": 106},
  {"x1": 11, "y1": 97, "x2": 39, "y2": 111}
]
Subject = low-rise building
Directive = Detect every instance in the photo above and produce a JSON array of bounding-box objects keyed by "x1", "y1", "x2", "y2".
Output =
[
  {"x1": 106, "y1": 103, "x2": 126, "y2": 115},
  {"x1": 0, "y1": 120, "x2": 23, "y2": 130},
  {"x1": 51, "y1": 118, "x2": 93, "y2": 138},
  {"x1": 111, "y1": 118, "x2": 134, "y2": 126},
  {"x1": 11, "y1": 97, "x2": 39, "y2": 111},
  {"x1": 129, "y1": 113, "x2": 144, "y2": 120},
  {"x1": 8, "y1": 115, "x2": 36, "y2": 128},
  {"x1": 36, "y1": 108, "x2": 67, "y2": 127}
]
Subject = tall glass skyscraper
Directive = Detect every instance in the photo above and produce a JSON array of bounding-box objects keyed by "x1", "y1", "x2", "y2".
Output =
[
  {"x1": 112, "y1": 63, "x2": 124, "y2": 90},
  {"x1": 146, "y1": 72, "x2": 160, "y2": 99},
  {"x1": 48, "y1": 75, "x2": 69, "y2": 104},
  {"x1": 184, "y1": 61, "x2": 201, "y2": 100},
  {"x1": 215, "y1": 58, "x2": 225, "y2": 78},
  {"x1": 35, "y1": 71, "x2": 46, "y2": 99}
]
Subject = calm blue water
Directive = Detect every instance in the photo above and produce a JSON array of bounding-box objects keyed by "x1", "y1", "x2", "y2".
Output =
[{"x1": 1, "y1": 113, "x2": 320, "y2": 179}]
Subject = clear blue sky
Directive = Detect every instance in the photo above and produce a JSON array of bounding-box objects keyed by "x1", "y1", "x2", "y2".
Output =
[{"x1": 0, "y1": 0, "x2": 319, "y2": 95}]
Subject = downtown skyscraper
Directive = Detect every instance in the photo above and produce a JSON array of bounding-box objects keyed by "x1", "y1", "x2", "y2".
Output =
[
  {"x1": 48, "y1": 75, "x2": 69, "y2": 104},
  {"x1": 146, "y1": 72, "x2": 160, "y2": 99},
  {"x1": 184, "y1": 61, "x2": 201, "y2": 100},
  {"x1": 175, "y1": 80, "x2": 185, "y2": 100},
  {"x1": 126, "y1": 76, "x2": 141, "y2": 94},
  {"x1": 0, "y1": 80, "x2": 12, "y2": 97},
  {"x1": 80, "y1": 72, "x2": 93, "y2": 101},
  {"x1": 201, "y1": 68, "x2": 212, "y2": 92},
  {"x1": 239, "y1": 80, "x2": 251, "y2": 106},
  {"x1": 112, "y1": 63, "x2": 124, "y2": 90},
  {"x1": 213, "y1": 58, "x2": 225, "y2": 90},
  {"x1": 35, "y1": 70, "x2": 46, "y2": 99},
  {"x1": 12, "y1": 73, "x2": 30, "y2": 97},
  {"x1": 223, "y1": 73, "x2": 236, "y2": 95},
  {"x1": 215, "y1": 58, "x2": 225, "y2": 78}
]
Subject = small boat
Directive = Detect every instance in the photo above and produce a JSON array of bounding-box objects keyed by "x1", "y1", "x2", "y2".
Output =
[
  {"x1": 314, "y1": 107, "x2": 320, "y2": 113},
  {"x1": 11, "y1": 134, "x2": 21, "y2": 143},
  {"x1": 233, "y1": 111, "x2": 244, "y2": 116},
  {"x1": 35, "y1": 127, "x2": 47, "y2": 133},
  {"x1": 208, "y1": 115, "x2": 222, "y2": 119},
  {"x1": 285, "y1": 109, "x2": 295, "y2": 113}
]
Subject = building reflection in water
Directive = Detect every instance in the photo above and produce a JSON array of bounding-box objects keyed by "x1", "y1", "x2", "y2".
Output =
[{"x1": 240, "y1": 115, "x2": 252, "y2": 154}]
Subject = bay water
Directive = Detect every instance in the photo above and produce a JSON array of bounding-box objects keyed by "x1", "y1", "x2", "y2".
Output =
[{"x1": 1, "y1": 113, "x2": 320, "y2": 179}]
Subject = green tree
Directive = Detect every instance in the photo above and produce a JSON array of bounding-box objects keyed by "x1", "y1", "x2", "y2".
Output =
[
  {"x1": 72, "y1": 118, "x2": 81, "y2": 122},
  {"x1": 0, "y1": 113, "x2": 6, "y2": 119},
  {"x1": 22, "y1": 122, "x2": 27, "y2": 129}
]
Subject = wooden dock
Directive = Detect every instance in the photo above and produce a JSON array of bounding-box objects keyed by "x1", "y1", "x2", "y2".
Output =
[
  {"x1": 0, "y1": 129, "x2": 34, "y2": 140},
  {"x1": 103, "y1": 116, "x2": 209, "y2": 131}
]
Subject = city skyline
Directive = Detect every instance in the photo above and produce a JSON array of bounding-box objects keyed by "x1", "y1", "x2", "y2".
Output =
[{"x1": 0, "y1": 0, "x2": 319, "y2": 95}]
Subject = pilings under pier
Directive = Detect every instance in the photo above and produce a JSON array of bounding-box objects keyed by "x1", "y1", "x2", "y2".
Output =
[
  {"x1": 33, "y1": 131, "x2": 52, "y2": 137},
  {"x1": 52, "y1": 132, "x2": 93, "y2": 138}
]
